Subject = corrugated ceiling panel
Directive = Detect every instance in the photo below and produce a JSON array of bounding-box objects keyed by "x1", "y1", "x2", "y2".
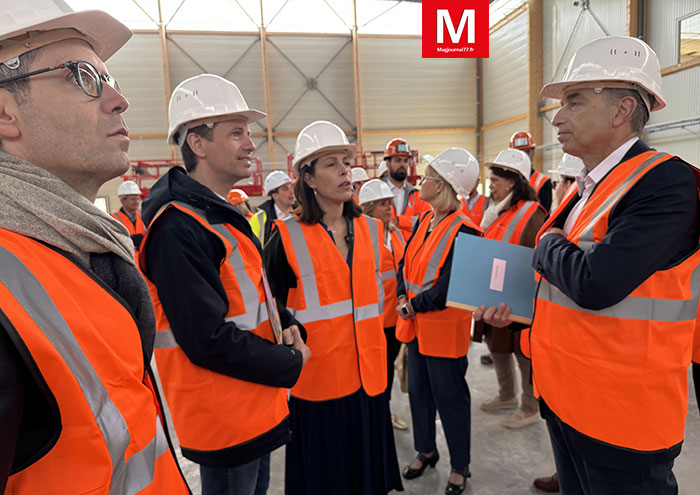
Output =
[
  {"x1": 167, "y1": 34, "x2": 267, "y2": 134},
  {"x1": 107, "y1": 34, "x2": 167, "y2": 135},
  {"x1": 359, "y1": 38, "x2": 474, "y2": 130},
  {"x1": 267, "y1": 36, "x2": 355, "y2": 133},
  {"x1": 483, "y1": 11, "x2": 528, "y2": 125}
]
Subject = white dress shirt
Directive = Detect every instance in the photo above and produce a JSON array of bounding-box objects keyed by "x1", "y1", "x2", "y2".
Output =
[
  {"x1": 389, "y1": 180, "x2": 408, "y2": 215},
  {"x1": 563, "y1": 137, "x2": 639, "y2": 235}
]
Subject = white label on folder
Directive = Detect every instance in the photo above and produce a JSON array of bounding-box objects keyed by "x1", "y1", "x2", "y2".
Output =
[{"x1": 489, "y1": 258, "x2": 506, "y2": 292}]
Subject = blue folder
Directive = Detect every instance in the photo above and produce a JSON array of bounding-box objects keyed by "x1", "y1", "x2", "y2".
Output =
[{"x1": 446, "y1": 232, "x2": 537, "y2": 324}]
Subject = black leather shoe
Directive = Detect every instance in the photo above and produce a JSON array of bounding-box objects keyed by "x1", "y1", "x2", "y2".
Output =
[
  {"x1": 445, "y1": 466, "x2": 471, "y2": 495},
  {"x1": 402, "y1": 451, "x2": 439, "y2": 480}
]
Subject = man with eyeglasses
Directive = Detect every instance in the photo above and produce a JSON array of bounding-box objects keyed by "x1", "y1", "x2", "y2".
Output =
[{"x1": 0, "y1": 1, "x2": 189, "y2": 493}]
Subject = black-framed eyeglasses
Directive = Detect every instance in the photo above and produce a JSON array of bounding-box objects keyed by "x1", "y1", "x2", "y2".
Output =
[{"x1": 0, "y1": 60, "x2": 120, "y2": 98}]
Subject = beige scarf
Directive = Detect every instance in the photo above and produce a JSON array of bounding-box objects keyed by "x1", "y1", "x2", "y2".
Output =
[
  {"x1": 480, "y1": 192, "x2": 513, "y2": 231},
  {"x1": 0, "y1": 151, "x2": 134, "y2": 267}
]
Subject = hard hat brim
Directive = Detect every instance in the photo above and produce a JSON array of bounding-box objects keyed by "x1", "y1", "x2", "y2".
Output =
[
  {"x1": 540, "y1": 80, "x2": 666, "y2": 111},
  {"x1": 293, "y1": 144, "x2": 356, "y2": 174},
  {"x1": 167, "y1": 109, "x2": 267, "y2": 146},
  {"x1": 0, "y1": 10, "x2": 132, "y2": 62},
  {"x1": 485, "y1": 162, "x2": 528, "y2": 180}
]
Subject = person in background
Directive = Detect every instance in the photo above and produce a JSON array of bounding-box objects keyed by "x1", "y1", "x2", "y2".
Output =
[
  {"x1": 549, "y1": 153, "x2": 584, "y2": 210},
  {"x1": 0, "y1": 1, "x2": 188, "y2": 492},
  {"x1": 249, "y1": 170, "x2": 295, "y2": 245},
  {"x1": 228, "y1": 187, "x2": 256, "y2": 219},
  {"x1": 397, "y1": 148, "x2": 482, "y2": 495},
  {"x1": 140, "y1": 74, "x2": 309, "y2": 495},
  {"x1": 359, "y1": 178, "x2": 409, "y2": 431},
  {"x1": 459, "y1": 176, "x2": 485, "y2": 226},
  {"x1": 509, "y1": 131, "x2": 552, "y2": 213},
  {"x1": 479, "y1": 35, "x2": 700, "y2": 495},
  {"x1": 475, "y1": 149, "x2": 545, "y2": 429},
  {"x1": 351, "y1": 166, "x2": 370, "y2": 202},
  {"x1": 112, "y1": 179, "x2": 146, "y2": 254},
  {"x1": 265, "y1": 120, "x2": 402, "y2": 495},
  {"x1": 376, "y1": 159, "x2": 389, "y2": 179},
  {"x1": 382, "y1": 138, "x2": 430, "y2": 240}
]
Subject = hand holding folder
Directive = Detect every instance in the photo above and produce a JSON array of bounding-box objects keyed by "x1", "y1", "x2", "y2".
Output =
[{"x1": 446, "y1": 233, "x2": 537, "y2": 325}]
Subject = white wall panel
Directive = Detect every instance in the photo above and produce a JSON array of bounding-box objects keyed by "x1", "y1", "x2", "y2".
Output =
[
  {"x1": 359, "y1": 38, "x2": 474, "y2": 130},
  {"x1": 647, "y1": 0, "x2": 700, "y2": 68},
  {"x1": 483, "y1": 11, "x2": 528, "y2": 125},
  {"x1": 482, "y1": 120, "x2": 527, "y2": 164}
]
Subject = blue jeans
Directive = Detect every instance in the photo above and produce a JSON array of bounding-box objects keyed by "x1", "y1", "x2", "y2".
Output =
[{"x1": 200, "y1": 453, "x2": 271, "y2": 495}]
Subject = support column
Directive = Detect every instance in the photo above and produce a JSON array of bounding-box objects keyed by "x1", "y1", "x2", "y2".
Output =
[
  {"x1": 626, "y1": 0, "x2": 647, "y2": 40},
  {"x1": 352, "y1": 0, "x2": 363, "y2": 154},
  {"x1": 157, "y1": 0, "x2": 176, "y2": 160},
  {"x1": 527, "y1": 0, "x2": 543, "y2": 171},
  {"x1": 475, "y1": 58, "x2": 484, "y2": 186},
  {"x1": 260, "y1": 0, "x2": 275, "y2": 163}
]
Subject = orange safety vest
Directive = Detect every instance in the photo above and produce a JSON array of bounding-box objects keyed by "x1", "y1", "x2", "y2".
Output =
[
  {"x1": 274, "y1": 215, "x2": 387, "y2": 401},
  {"x1": 0, "y1": 229, "x2": 187, "y2": 495},
  {"x1": 112, "y1": 209, "x2": 146, "y2": 236},
  {"x1": 525, "y1": 151, "x2": 700, "y2": 451},
  {"x1": 460, "y1": 194, "x2": 485, "y2": 226},
  {"x1": 484, "y1": 199, "x2": 543, "y2": 244},
  {"x1": 390, "y1": 188, "x2": 431, "y2": 241},
  {"x1": 396, "y1": 210, "x2": 483, "y2": 358},
  {"x1": 528, "y1": 170, "x2": 550, "y2": 195},
  {"x1": 381, "y1": 229, "x2": 406, "y2": 328},
  {"x1": 140, "y1": 201, "x2": 289, "y2": 453}
]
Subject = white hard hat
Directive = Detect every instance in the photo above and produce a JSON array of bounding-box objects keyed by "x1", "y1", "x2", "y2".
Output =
[
  {"x1": 167, "y1": 74, "x2": 266, "y2": 147},
  {"x1": 351, "y1": 167, "x2": 370, "y2": 184},
  {"x1": 358, "y1": 179, "x2": 395, "y2": 206},
  {"x1": 487, "y1": 149, "x2": 532, "y2": 180},
  {"x1": 0, "y1": 0, "x2": 131, "y2": 64},
  {"x1": 376, "y1": 160, "x2": 388, "y2": 178},
  {"x1": 293, "y1": 120, "x2": 356, "y2": 175},
  {"x1": 423, "y1": 148, "x2": 479, "y2": 198},
  {"x1": 264, "y1": 170, "x2": 292, "y2": 195},
  {"x1": 548, "y1": 153, "x2": 585, "y2": 179},
  {"x1": 540, "y1": 35, "x2": 665, "y2": 111},
  {"x1": 117, "y1": 180, "x2": 140, "y2": 196}
]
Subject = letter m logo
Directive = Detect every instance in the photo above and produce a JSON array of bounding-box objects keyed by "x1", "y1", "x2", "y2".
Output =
[{"x1": 436, "y1": 9, "x2": 475, "y2": 44}]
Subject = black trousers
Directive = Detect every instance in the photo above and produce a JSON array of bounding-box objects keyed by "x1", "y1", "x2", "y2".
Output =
[
  {"x1": 406, "y1": 340, "x2": 470, "y2": 471},
  {"x1": 384, "y1": 326, "x2": 401, "y2": 401},
  {"x1": 543, "y1": 403, "x2": 678, "y2": 495}
]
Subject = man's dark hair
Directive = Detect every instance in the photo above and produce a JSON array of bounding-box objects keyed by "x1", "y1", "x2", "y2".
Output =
[
  {"x1": 490, "y1": 165, "x2": 537, "y2": 212},
  {"x1": 0, "y1": 51, "x2": 39, "y2": 104},
  {"x1": 295, "y1": 158, "x2": 362, "y2": 224},
  {"x1": 603, "y1": 88, "x2": 650, "y2": 134},
  {"x1": 181, "y1": 124, "x2": 215, "y2": 172}
]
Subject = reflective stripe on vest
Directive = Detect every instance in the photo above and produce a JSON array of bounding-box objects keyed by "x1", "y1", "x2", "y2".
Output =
[
  {"x1": 172, "y1": 201, "x2": 269, "y2": 331},
  {"x1": 0, "y1": 244, "x2": 168, "y2": 495},
  {"x1": 404, "y1": 215, "x2": 464, "y2": 295},
  {"x1": 529, "y1": 171, "x2": 548, "y2": 194},
  {"x1": 282, "y1": 216, "x2": 383, "y2": 324},
  {"x1": 500, "y1": 200, "x2": 538, "y2": 244},
  {"x1": 576, "y1": 152, "x2": 666, "y2": 250},
  {"x1": 113, "y1": 210, "x2": 145, "y2": 236}
]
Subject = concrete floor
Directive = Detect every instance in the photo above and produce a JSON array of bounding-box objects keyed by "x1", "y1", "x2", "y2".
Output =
[{"x1": 169, "y1": 341, "x2": 700, "y2": 495}]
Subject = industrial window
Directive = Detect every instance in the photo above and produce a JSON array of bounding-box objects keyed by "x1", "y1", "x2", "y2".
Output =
[{"x1": 679, "y1": 9, "x2": 700, "y2": 65}]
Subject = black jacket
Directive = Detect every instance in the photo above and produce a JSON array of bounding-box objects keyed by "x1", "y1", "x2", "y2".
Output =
[
  {"x1": 141, "y1": 167, "x2": 303, "y2": 467},
  {"x1": 533, "y1": 139, "x2": 700, "y2": 467}
]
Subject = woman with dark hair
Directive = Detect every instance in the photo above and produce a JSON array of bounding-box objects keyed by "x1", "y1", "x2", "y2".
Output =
[
  {"x1": 397, "y1": 148, "x2": 482, "y2": 495},
  {"x1": 476, "y1": 149, "x2": 546, "y2": 429},
  {"x1": 263, "y1": 121, "x2": 402, "y2": 495}
]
